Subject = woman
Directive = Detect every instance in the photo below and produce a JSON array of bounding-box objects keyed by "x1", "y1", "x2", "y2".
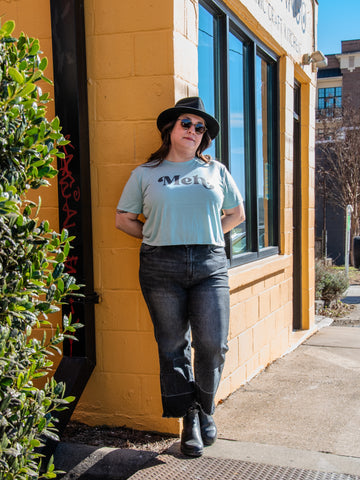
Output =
[{"x1": 116, "y1": 97, "x2": 245, "y2": 457}]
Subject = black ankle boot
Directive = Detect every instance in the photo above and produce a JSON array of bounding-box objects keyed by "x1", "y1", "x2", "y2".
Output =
[
  {"x1": 180, "y1": 406, "x2": 204, "y2": 457},
  {"x1": 198, "y1": 409, "x2": 217, "y2": 446}
]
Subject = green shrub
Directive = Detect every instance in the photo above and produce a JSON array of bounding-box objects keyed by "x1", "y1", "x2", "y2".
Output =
[
  {"x1": 315, "y1": 260, "x2": 326, "y2": 300},
  {"x1": 315, "y1": 261, "x2": 349, "y2": 305},
  {"x1": 0, "y1": 20, "x2": 82, "y2": 479}
]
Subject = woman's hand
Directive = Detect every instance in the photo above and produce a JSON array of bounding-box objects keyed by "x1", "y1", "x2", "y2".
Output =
[
  {"x1": 115, "y1": 210, "x2": 144, "y2": 239},
  {"x1": 221, "y1": 204, "x2": 246, "y2": 234}
]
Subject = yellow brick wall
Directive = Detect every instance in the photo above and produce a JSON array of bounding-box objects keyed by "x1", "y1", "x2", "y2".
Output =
[
  {"x1": 1, "y1": 0, "x2": 316, "y2": 435},
  {"x1": 217, "y1": 255, "x2": 294, "y2": 400}
]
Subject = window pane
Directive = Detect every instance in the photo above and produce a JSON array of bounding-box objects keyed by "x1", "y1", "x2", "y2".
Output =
[
  {"x1": 198, "y1": 4, "x2": 216, "y2": 158},
  {"x1": 229, "y1": 32, "x2": 247, "y2": 255},
  {"x1": 318, "y1": 88, "x2": 325, "y2": 98},
  {"x1": 256, "y1": 55, "x2": 275, "y2": 250},
  {"x1": 326, "y1": 97, "x2": 334, "y2": 108}
]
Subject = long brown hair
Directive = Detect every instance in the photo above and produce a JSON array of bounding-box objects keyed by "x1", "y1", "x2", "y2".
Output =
[{"x1": 145, "y1": 118, "x2": 212, "y2": 166}]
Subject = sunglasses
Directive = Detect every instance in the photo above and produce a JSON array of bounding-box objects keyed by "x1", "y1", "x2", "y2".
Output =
[{"x1": 177, "y1": 118, "x2": 207, "y2": 135}]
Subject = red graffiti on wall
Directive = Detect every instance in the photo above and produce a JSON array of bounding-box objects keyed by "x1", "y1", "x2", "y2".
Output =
[
  {"x1": 58, "y1": 139, "x2": 80, "y2": 229},
  {"x1": 65, "y1": 255, "x2": 79, "y2": 275},
  {"x1": 59, "y1": 136, "x2": 81, "y2": 356}
]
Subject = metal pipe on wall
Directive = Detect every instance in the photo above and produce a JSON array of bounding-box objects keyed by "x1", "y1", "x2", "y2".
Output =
[{"x1": 49, "y1": 0, "x2": 97, "y2": 443}]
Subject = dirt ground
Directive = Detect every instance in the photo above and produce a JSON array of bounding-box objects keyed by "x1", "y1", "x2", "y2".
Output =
[
  {"x1": 60, "y1": 266, "x2": 360, "y2": 452},
  {"x1": 61, "y1": 421, "x2": 177, "y2": 453}
]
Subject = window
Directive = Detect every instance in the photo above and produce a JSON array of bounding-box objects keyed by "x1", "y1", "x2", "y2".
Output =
[
  {"x1": 198, "y1": 5, "x2": 216, "y2": 159},
  {"x1": 198, "y1": 1, "x2": 279, "y2": 265},
  {"x1": 318, "y1": 87, "x2": 342, "y2": 110},
  {"x1": 228, "y1": 32, "x2": 246, "y2": 254}
]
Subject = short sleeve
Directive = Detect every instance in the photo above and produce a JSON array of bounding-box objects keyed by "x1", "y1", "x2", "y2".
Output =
[
  {"x1": 221, "y1": 166, "x2": 243, "y2": 210},
  {"x1": 117, "y1": 169, "x2": 143, "y2": 214}
]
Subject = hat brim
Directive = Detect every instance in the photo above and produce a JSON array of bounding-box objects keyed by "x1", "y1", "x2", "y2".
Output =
[{"x1": 157, "y1": 106, "x2": 219, "y2": 139}]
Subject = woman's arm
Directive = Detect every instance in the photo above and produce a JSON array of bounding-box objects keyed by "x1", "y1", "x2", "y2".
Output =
[
  {"x1": 221, "y1": 204, "x2": 246, "y2": 234},
  {"x1": 115, "y1": 210, "x2": 144, "y2": 239}
]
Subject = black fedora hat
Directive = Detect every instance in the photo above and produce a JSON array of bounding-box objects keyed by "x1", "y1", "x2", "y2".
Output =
[{"x1": 157, "y1": 97, "x2": 219, "y2": 139}]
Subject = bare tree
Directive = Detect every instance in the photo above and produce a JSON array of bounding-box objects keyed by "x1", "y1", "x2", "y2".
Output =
[{"x1": 316, "y1": 100, "x2": 360, "y2": 261}]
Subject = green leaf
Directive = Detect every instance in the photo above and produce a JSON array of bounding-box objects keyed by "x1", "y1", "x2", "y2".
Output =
[
  {"x1": 8, "y1": 66, "x2": 25, "y2": 84},
  {"x1": 17, "y1": 373, "x2": 24, "y2": 389},
  {"x1": 38, "y1": 417, "x2": 46, "y2": 432},
  {"x1": 64, "y1": 334, "x2": 78, "y2": 341},
  {"x1": 51, "y1": 117, "x2": 60, "y2": 130},
  {"x1": 42, "y1": 75, "x2": 53, "y2": 85},
  {"x1": 53, "y1": 262, "x2": 64, "y2": 278},
  {"x1": 55, "y1": 252, "x2": 65, "y2": 263},
  {"x1": 62, "y1": 315, "x2": 70, "y2": 329},
  {"x1": 4, "y1": 446, "x2": 21, "y2": 457},
  {"x1": 63, "y1": 240, "x2": 70, "y2": 257},
  {"x1": 57, "y1": 278, "x2": 64, "y2": 293},
  {"x1": 58, "y1": 139, "x2": 71, "y2": 146},
  {"x1": 43, "y1": 473, "x2": 57, "y2": 479},
  {"x1": 29, "y1": 40, "x2": 40, "y2": 55},
  {"x1": 63, "y1": 396, "x2": 75, "y2": 403},
  {"x1": 36, "y1": 302, "x2": 51, "y2": 312},
  {"x1": 29, "y1": 439, "x2": 41, "y2": 448},
  {"x1": 8, "y1": 67, "x2": 25, "y2": 84},
  {"x1": 19, "y1": 59, "x2": 28, "y2": 71},
  {"x1": 29, "y1": 69, "x2": 43, "y2": 83},
  {"x1": 0, "y1": 20, "x2": 15, "y2": 36},
  {"x1": 18, "y1": 83, "x2": 36, "y2": 97},
  {"x1": 49, "y1": 345, "x2": 62, "y2": 355},
  {"x1": 0, "y1": 377, "x2": 13, "y2": 387},
  {"x1": 39, "y1": 56, "x2": 48, "y2": 71},
  {"x1": 61, "y1": 229, "x2": 69, "y2": 242},
  {"x1": 73, "y1": 322, "x2": 84, "y2": 329}
]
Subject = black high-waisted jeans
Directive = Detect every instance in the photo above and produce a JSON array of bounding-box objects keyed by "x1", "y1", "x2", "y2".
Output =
[{"x1": 139, "y1": 244, "x2": 230, "y2": 418}]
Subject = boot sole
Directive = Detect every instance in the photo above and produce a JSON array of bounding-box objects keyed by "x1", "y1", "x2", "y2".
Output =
[
  {"x1": 202, "y1": 436, "x2": 217, "y2": 446},
  {"x1": 180, "y1": 445, "x2": 204, "y2": 457}
]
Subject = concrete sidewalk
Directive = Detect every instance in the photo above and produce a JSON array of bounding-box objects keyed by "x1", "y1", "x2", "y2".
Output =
[{"x1": 54, "y1": 306, "x2": 360, "y2": 479}]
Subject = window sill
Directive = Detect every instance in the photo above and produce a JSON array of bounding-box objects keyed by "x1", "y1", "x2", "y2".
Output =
[{"x1": 228, "y1": 254, "x2": 292, "y2": 293}]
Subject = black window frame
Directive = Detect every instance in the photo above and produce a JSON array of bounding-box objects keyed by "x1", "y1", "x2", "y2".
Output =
[{"x1": 199, "y1": 0, "x2": 280, "y2": 267}]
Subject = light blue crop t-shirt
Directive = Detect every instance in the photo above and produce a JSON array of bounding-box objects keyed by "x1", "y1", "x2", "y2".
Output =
[{"x1": 117, "y1": 157, "x2": 243, "y2": 246}]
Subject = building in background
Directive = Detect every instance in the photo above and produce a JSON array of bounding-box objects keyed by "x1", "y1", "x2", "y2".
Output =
[
  {"x1": 0, "y1": 0, "x2": 318, "y2": 434},
  {"x1": 315, "y1": 39, "x2": 360, "y2": 264}
]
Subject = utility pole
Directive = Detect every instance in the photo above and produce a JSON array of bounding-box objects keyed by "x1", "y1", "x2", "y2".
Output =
[{"x1": 345, "y1": 204, "x2": 353, "y2": 277}]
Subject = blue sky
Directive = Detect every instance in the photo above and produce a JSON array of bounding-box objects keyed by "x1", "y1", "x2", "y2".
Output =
[{"x1": 317, "y1": 0, "x2": 360, "y2": 55}]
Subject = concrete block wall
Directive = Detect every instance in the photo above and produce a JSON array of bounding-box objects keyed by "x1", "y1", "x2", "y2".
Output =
[{"x1": 217, "y1": 255, "x2": 293, "y2": 401}]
